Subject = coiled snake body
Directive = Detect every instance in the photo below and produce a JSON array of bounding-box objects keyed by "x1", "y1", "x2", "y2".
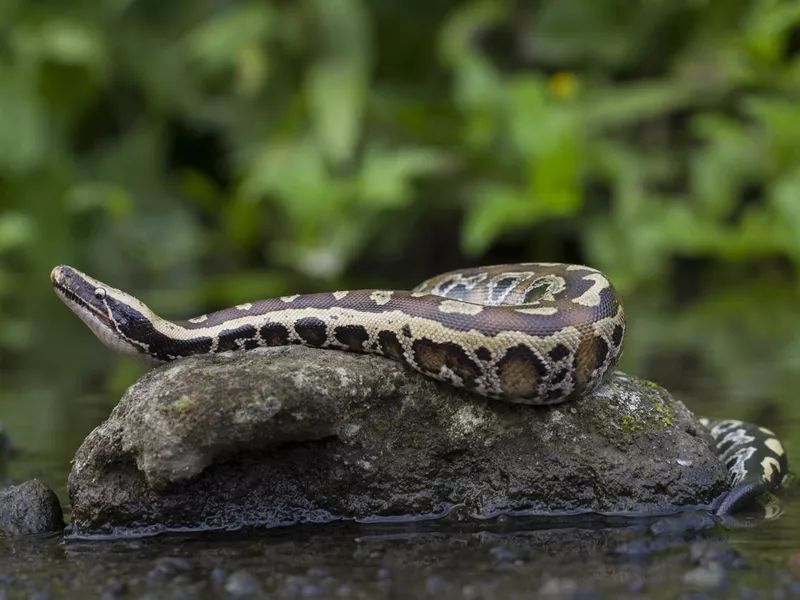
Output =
[{"x1": 50, "y1": 262, "x2": 787, "y2": 514}]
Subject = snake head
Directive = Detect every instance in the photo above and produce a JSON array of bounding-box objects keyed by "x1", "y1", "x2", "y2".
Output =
[{"x1": 50, "y1": 265, "x2": 157, "y2": 360}]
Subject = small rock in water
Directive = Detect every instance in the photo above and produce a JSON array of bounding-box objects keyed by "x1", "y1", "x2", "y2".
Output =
[
  {"x1": 689, "y1": 541, "x2": 746, "y2": 569},
  {"x1": 0, "y1": 479, "x2": 63, "y2": 536},
  {"x1": 682, "y1": 562, "x2": 729, "y2": 590},
  {"x1": 539, "y1": 577, "x2": 579, "y2": 597},
  {"x1": 224, "y1": 570, "x2": 264, "y2": 598},
  {"x1": 146, "y1": 556, "x2": 193, "y2": 584}
]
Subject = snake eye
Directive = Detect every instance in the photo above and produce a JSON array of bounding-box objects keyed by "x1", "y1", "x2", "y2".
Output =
[{"x1": 94, "y1": 287, "x2": 107, "y2": 300}]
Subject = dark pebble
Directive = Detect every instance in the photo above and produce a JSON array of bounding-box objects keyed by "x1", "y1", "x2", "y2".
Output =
[
  {"x1": 539, "y1": 577, "x2": 578, "y2": 597},
  {"x1": 683, "y1": 562, "x2": 729, "y2": 590},
  {"x1": 614, "y1": 539, "x2": 653, "y2": 557},
  {"x1": 307, "y1": 568, "x2": 328, "y2": 578},
  {"x1": 689, "y1": 541, "x2": 744, "y2": 569},
  {"x1": 0, "y1": 479, "x2": 64, "y2": 536},
  {"x1": 335, "y1": 584, "x2": 353, "y2": 597},
  {"x1": 147, "y1": 556, "x2": 193, "y2": 585},
  {"x1": 462, "y1": 584, "x2": 481, "y2": 600},
  {"x1": 100, "y1": 579, "x2": 127, "y2": 600},
  {"x1": 489, "y1": 545, "x2": 526, "y2": 568},
  {"x1": 210, "y1": 567, "x2": 228, "y2": 583},
  {"x1": 677, "y1": 593, "x2": 713, "y2": 600},
  {"x1": 629, "y1": 580, "x2": 646, "y2": 594},
  {"x1": 224, "y1": 570, "x2": 264, "y2": 597},
  {"x1": 301, "y1": 583, "x2": 328, "y2": 597},
  {"x1": 426, "y1": 576, "x2": 446, "y2": 595}
]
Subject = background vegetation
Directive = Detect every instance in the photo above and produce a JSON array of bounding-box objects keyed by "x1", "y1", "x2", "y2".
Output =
[{"x1": 1, "y1": 0, "x2": 799, "y2": 415}]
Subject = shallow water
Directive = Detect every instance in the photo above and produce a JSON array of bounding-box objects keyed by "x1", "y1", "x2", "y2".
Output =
[{"x1": 1, "y1": 289, "x2": 799, "y2": 599}]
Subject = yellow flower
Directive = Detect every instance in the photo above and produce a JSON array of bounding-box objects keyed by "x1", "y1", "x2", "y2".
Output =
[{"x1": 549, "y1": 72, "x2": 578, "y2": 99}]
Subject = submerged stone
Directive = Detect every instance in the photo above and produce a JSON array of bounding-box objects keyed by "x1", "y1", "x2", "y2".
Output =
[{"x1": 68, "y1": 346, "x2": 728, "y2": 535}]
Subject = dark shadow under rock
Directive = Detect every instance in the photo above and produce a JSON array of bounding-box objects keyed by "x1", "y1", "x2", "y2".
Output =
[
  {"x1": 68, "y1": 346, "x2": 728, "y2": 536},
  {"x1": 1, "y1": 479, "x2": 64, "y2": 536}
]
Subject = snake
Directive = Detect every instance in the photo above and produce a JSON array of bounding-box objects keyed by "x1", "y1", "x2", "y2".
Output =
[{"x1": 50, "y1": 262, "x2": 788, "y2": 515}]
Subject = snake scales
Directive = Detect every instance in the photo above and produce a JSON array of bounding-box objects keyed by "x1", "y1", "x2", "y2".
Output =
[{"x1": 50, "y1": 262, "x2": 787, "y2": 514}]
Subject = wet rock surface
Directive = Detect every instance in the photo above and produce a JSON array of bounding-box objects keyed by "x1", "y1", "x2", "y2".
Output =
[
  {"x1": 0, "y1": 479, "x2": 64, "y2": 536},
  {"x1": 68, "y1": 345, "x2": 728, "y2": 535}
]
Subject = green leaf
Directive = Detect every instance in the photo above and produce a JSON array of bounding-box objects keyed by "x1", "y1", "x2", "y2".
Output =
[
  {"x1": 306, "y1": 61, "x2": 366, "y2": 165},
  {"x1": 744, "y1": 0, "x2": 800, "y2": 64},
  {"x1": 241, "y1": 139, "x2": 346, "y2": 235},
  {"x1": 185, "y1": 5, "x2": 274, "y2": 73},
  {"x1": 0, "y1": 212, "x2": 35, "y2": 251},
  {"x1": 64, "y1": 183, "x2": 134, "y2": 219},
  {"x1": 357, "y1": 146, "x2": 452, "y2": 208},
  {"x1": 439, "y1": 0, "x2": 509, "y2": 66},
  {"x1": 461, "y1": 184, "x2": 537, "y2": 255},
  {"x1": 771, "y1": 168, "x2": 800, "y2": 257},
  {"x1": 583, "y1": 82, "x2": 696, "y2": 129},
  {"x1": 0, "y1": 72, "x2": 49, "y2": 173},
  {"x1": 11, "y1": 19, "x2": 107, "y2": 72},
  {"x1": 306, "y1": 0, "x2": 370, "y2": 165}
]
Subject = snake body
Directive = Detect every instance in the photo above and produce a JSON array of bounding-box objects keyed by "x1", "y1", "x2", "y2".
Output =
[{"x1": 50, "y1": 262, "x2": 788, "y2": 513}]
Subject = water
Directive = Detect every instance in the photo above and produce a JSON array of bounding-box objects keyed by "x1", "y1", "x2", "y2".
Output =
[{"x1": 1, "y1": 288, "x2": 799, "y2": 598}]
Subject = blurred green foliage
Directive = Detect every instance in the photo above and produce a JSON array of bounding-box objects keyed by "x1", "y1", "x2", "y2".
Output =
[{"x1": 2, "y1": 0, "x2": 800, "y2": 389}]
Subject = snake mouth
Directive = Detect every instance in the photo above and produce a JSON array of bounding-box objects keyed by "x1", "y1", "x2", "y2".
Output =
[
  {"x1": 51, "y1": 264, "x2": 118, "y2": 338},
  {"x1": 51, "y1": 265, "x2": 99, "y2": 314}
]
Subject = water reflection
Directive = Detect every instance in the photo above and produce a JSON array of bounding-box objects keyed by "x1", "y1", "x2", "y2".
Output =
[{"x1": 2, "y1": 512, "x2": 799, "y2": 598}]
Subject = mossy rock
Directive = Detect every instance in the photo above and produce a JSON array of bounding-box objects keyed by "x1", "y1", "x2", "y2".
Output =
[{"x1": 68, "y1": 346, "x2": 728, "y2": 536}]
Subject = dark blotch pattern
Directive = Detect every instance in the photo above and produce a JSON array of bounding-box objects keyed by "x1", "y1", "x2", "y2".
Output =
[
  {"x1": 216, "y1": 324, "x2": 258, "y2": 352},
  {"x1": 489, "y1": 277, "x2": 517, "y2": 303},
  {"x1": 495, "y1": 344, "x2": 547, "y2": 399},
  {"x1": 595, "y1": 338, "x2": 609, "y2": 369},
  {"x1": 334, "y1": 324, "x2": 370, "y2": 352},
  {"x1": 612, "y1": 324, "x2": 624, "y2": 348},
  {"x1": 242, "y1": 338, "x2": 261, "y2": 351},
  {"x1": 295, "y1": 317, "x2": 328, "y2": 347},
  {"x1": 158, "y1": 336, "x2": 214, "y2": 361},
  {"x1": 573, "y1": 336, "x2": 598, "y2": 393},
  {"x1": 548, "y1": 343, "x2": 570, "y2": 363},
  {"x1": 411, "y1": 338, "x2": 482, "y2": 387},
  {"x1": 401, "y1": 324, "x2": 412, "y2": 338},
  {"x1": 259, "y1": 322, "x2": 290, "y2": 346},
  {"x1": 475, "y1": 346, "x2": 492, "y2": 362},
  {"x1": 546, "y1": 387, "x2": 563, "y2": 402},
  {"x1": 378, "y1": 330, "x2": 406, "y2": 361},
  {"x1": 523, "y1": 281, "x2": 550, "y2": 303},
  {"x1": 444, "y1": 283, "x2": 472, "y2": 301},
  {"x1": 551, "y1": 367, "x2": 569, "y2": 385}
]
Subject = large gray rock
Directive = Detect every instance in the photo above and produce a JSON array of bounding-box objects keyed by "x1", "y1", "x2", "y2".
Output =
[{"x1": 68, "y1": 346, "x2": 728, "y2": 535}]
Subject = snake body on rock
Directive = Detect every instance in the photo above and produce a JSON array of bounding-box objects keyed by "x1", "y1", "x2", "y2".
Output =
[{"x1": 50, "y1": 262, "x2": 788, "y2": 514}]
